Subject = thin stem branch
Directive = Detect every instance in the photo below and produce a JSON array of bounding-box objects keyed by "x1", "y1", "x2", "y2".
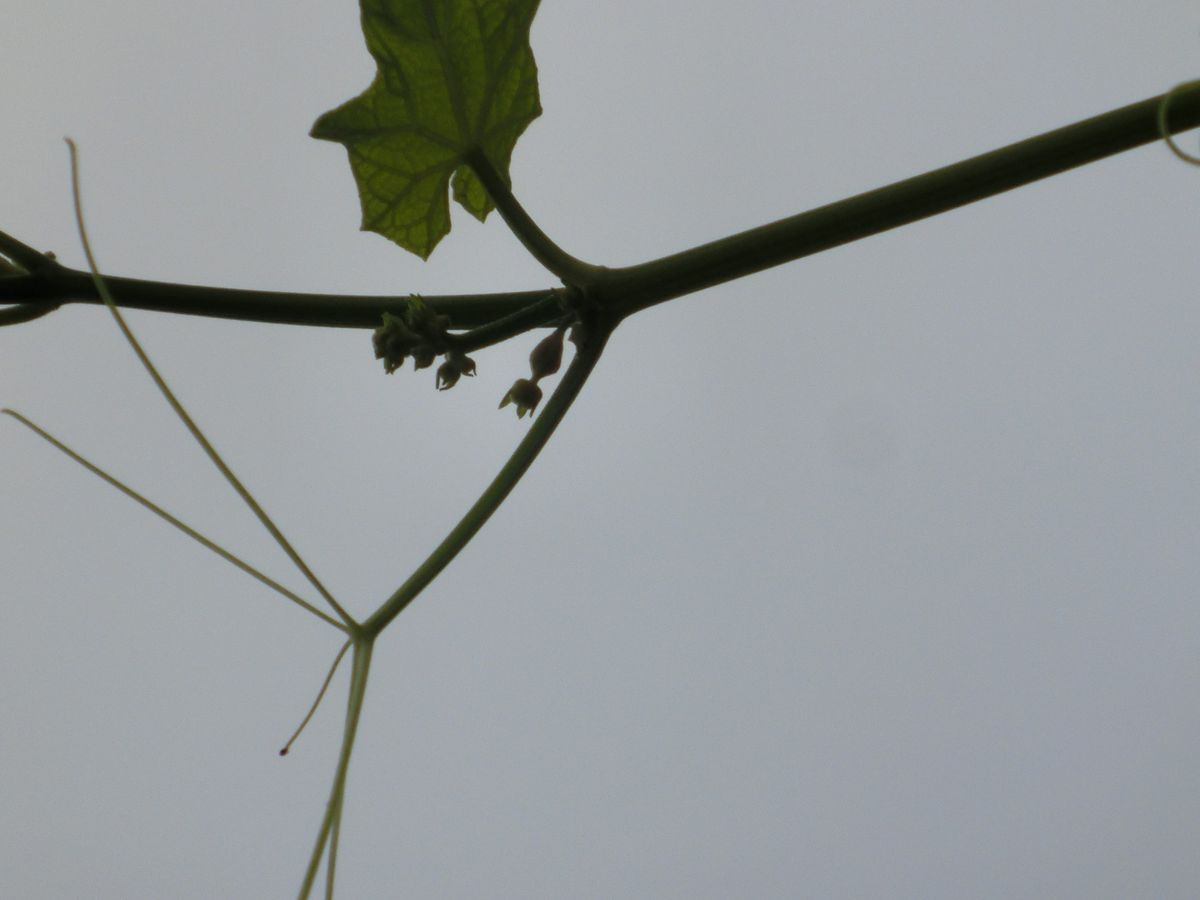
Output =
[
  {"x1": 1159, "y1": 80, "x2": 1200, "y2": 165},
  {"x1": 363, "y1": 320, "x2": 613, "y2": 637},
  {"x1": 448, "y1": 290, "x2": 564, "y2": 353},
  {"x1": 280, "y1": 639, "x2": 354, "y2": 755},
  {"x1": 325, "y1": 797, "x2": 342, "y2": 900},
  {"x1": 298, "y1": 638, "x2": 374, "y2": 900},
  {"x1": 0, "y1": 301, "x2": 61, "y2": 327},
  {"x1": 0, "y1": 227, "x2": 57, "y2": 272},
  {"x1": 66, "y1": 139, "x2": 356, "y2": 630},
  {"x1": 1, "y1": 409, "x2": 345, "y2": 630},
  {"x1": 599, "y1": 85, "x2": 1200, "y2": 318},
  {"x1": 465, "y1": 147, "x2": 604, "y2": 286}
]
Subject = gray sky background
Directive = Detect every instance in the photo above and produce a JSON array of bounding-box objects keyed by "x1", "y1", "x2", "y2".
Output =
[{"x1": 2, "y1": 3, "x2": 1199, "y2": 898}]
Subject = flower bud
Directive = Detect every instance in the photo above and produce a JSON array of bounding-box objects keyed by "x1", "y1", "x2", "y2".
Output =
[
  {"x1": 373, "y1": 312, "x2": 419, "y2": 374},
  {"x1": 412, "y1": 346, "x2": 436, "y2": 370},
  {"x1": 528, "y1": 328, "x2": 565, "y2": 381},
  {"x1": 499, "y1": 378, "x2": 543, "y2": 418},
  {"x1": 436, "y1": 353, "x2": 476, "y2": 391},
  {"x1": 403, "y1": 297, "x2": 452, "y2": 342},
  {"x1": 436, "y1": 360, "x2": 460, "y2": 391}
]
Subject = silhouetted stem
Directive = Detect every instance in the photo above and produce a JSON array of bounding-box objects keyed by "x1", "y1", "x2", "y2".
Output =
[
  {"x1": 600, "y1": 86, "x2": 1200, "y2": 317},
  {"x1": 298, "y1": 639, "x2": 374, "y2": 900},
  {"x1": 0, "y1": 265, "x2": 554, "y2": 329},
  {"x1": 0, "y1": 301, "x2": 60, "y2": 326},
  {"x1": 449, "y1": 291, "x2": 565, "y2": 352},
  {"x1": 465, "y1": 147, "x2": 605, "y2": 286},
  {"x1": 5, "y1": 88, "x2": 1195, "y2": 332},
  {"x1": 0, "y1": 227, "x2": 56, "y2": 271},
  {"x1": 363, "y1": 321, "x2": 613, "y2": 637},
  {"x1": 66, "y1": 138, "x2": 356, "y2": 629},
  {"x1": 1, "y1": 409, "x2": 345, "y2": 631}
]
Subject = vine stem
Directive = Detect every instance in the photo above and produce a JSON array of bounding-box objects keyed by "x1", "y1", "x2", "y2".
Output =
[
  {"x1": 64, "y1": 139, "x2": 357, "y2": 631},
  {"x1": 0, "y1": 265, "x2": 553, "y2": 329},
  {"x1": 1159, "y1": 79, "x2": 1200, "y2": 165},
  {"x1": 449, "y1": 290, "x2": 564, "y2": 353},
  {"x1": 465, "y1": 147, "x2": 604, "y2": 287},
  {"x1": 5, "y1": 87, "x2": 1196, "y2": 331},
  {"x1": 599, "y1": 85, "x2": 1200, "y2": 317},
  {"x1": 0, "y1": 301, "x2": 60, "y2": 326},
  {"x1": 362, "y1": 321, "x2": 613, "y2": 637},
  {"x1": 297, "y1": 638, "x2": 375, "y2": 900},
  {"x1": 0, "y1": 409, "x2": 345, "y2": 631},
  {"x1": 0, "y1": 226, "x2": 56, "y2": 272}
]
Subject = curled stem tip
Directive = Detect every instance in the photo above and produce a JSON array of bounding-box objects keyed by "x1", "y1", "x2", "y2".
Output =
[
  {"x1": 1158, "y1": 80, "x2": 1200, "y2": 166},
  {"x1": 279, "y1": 640, "x2": 353, "y2": 757}
]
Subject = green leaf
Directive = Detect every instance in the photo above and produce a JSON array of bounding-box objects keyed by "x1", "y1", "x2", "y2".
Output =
[{"x1": 311, "y1": 0, "x2": 542, "y2": 259}]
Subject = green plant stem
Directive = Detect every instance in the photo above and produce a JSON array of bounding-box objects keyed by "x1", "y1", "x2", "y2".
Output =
[
  {"x1": 1, "y1": 409, "x2": 345, "y2": 631},
  {"x1": 280, "y1": 639, "x2": 355, "y2": 755},
  {"x1": 6, "y1": 88, "x2": 1196, "y2": 332},
  {"x1": 448, "y1": 290, "x2": 564, "y2": 353},
  {"x1": 0, "y1": 264, "x2": 554, "y2": 329},
  {"x1": 362, "y1": 321, "x2": 613, "y2": 637},
  {"x1": 0, "y1": 301, "x2": 60, "y2": 326},
  {"x1": 66, "y1": 138, "x2": 356, "y2": 630},
  {"x1": 600, "y1": 86, "x2": 1200, "y2": 317},
  {"x1": 298, "y1": 638, "x2": 374, "y2": 900},
  {"x1": 0, "y1": 227, "x2": 56, "y2": 272},
  {"x1": 465, "y1": 147, "x2": 605, "y2": 286},
  {"x1": 1159, "y1": 79, "x2": 1200, "y2": 165}
]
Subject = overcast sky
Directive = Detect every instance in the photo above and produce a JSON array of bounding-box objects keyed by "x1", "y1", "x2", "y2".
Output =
[{"x1": 2, "y1": 2, "x2": 1199, "y2": 898}]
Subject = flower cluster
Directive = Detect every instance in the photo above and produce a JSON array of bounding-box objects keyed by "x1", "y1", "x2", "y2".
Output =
[
  {"x1": 499, "y1": 327, "x2": 566, "y2": 419},
  {"x1": 372, "y1": 297, "x2": 476, "y2": 389}
]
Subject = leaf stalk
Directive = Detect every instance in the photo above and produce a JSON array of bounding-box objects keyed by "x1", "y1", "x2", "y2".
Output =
[{"x1": 464, "y1": 147, "x2": 605, "y2": 287}]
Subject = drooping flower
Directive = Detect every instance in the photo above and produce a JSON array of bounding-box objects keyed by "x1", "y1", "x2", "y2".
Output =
[{"x1": 499, "y1": 378, "x2": 543, "y2": 418}]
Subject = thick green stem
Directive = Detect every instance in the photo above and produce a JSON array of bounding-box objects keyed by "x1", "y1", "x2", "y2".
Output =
[
  {"x1": 5, "y1": 88, "x2": 1196, "y2": 331},
  {"x1": 0, "y1": 265, "x2": 554, "y2": 329},
  {"x1": 599, "y1": 86, "x2": 1200, "y2": 317},
  {"x1": 362, "y1": 322, "x2": 613, "y2": 637}
]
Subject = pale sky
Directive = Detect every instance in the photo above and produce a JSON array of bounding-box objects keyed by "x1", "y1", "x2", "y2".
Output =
[{"x1": 2, "y1": 2, "x2": 1199, "y2": 898}]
